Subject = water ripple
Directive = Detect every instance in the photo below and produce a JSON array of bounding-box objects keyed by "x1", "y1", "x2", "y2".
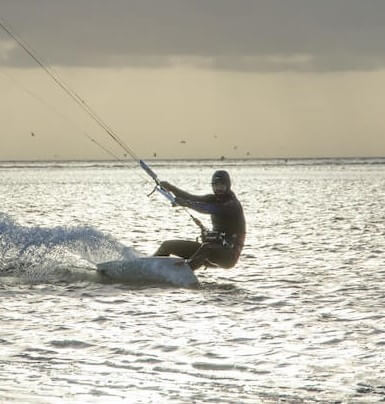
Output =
[{"x1": 1, "y1": 161, "x2": 385, "y2": 402}]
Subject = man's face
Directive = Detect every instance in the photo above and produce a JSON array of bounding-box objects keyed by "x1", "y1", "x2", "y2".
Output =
[{"x1": 212, "y1": 180, "x2": 228, "y2": 195}]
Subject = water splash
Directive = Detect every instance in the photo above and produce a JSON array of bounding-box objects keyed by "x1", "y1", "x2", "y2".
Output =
[{"x1": 0, "y1": 212, "x2": 138, "y2": 282}]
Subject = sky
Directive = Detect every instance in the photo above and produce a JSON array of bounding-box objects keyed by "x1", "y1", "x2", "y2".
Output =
[{"x1": 1, "y1": 0, "x2": 385, "y2": 160}]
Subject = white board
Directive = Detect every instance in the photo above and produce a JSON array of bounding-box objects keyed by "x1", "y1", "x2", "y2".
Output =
[{"x1": 97, "y1": 256, "x2": 199, "y2": 287}]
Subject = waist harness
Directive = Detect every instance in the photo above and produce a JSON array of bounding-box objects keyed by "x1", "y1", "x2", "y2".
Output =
[{"x1": 201, "y1": 231, "x2": 235, "y2": 248}]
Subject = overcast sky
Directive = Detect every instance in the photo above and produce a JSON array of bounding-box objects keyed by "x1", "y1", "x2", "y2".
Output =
[
  {"x1": 1, "y1": 0, "x2": 385, "y2": 159},
  {"x1": 3, "y1": 0, "x2": 385, "y2": 72}
]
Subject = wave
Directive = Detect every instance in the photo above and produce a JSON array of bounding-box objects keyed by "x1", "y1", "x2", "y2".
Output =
[
  {"x1": 1, "y1": 157, "x2": 385, "y2": 171},
  {"x1": 0, "y1": 161, "x2": 137, "y2": 170},
  {"x1": 0, "y1": 212, "x2": 138, "y2": 283}
]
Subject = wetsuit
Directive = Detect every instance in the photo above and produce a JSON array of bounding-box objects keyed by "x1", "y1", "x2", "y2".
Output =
[{"x1": 155, "y1": 184, "x2": 246, "y2": 270}]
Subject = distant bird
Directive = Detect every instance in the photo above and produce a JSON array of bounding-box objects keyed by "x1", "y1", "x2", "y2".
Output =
[
  {"x1": 180, "y1": 140, "x2": 186, "y2": 144},
  {"x1": 31, "y1": 132, "x2": 35, "y2": 137},
  {"x1": 233, "y1": 145, "x2": 238, "y2": 150},
  {"x1": 153, "y1": 152, "x2": 157, "y2": 158}
]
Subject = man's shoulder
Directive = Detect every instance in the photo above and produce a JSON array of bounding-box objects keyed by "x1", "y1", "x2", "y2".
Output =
[
  {"x1": 227, "y1": 193, "x2": 245, "y2": 212},
  {"x1": 227, "y1": 191, "x2": 241, "y2": 203}
]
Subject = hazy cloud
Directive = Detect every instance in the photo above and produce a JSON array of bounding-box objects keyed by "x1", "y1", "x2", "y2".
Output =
[{"x1": 1, "y1": 0, "x2": 385, "y2": 72}]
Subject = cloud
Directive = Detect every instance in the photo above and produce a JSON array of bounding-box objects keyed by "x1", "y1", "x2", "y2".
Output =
[{"x1": 1, "y1": 0, "x2": 385, "y2": 72}]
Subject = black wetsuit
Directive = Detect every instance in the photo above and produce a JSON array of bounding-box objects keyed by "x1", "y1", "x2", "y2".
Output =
[{"x1": 155, "y1": 184, "x2": 246, "y2": 270}]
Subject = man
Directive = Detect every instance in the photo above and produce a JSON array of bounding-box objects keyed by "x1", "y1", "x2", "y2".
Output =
[{"x1": 154, "y1": 170, "x2": 246, "y2": 270}]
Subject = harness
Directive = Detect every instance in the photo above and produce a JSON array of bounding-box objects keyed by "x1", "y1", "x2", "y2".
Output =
[{"x1": 201, "y1": 230, "x2": 238, "y2": 248}]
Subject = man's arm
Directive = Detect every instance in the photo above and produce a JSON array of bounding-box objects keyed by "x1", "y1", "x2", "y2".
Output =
[
  {"x1": 175, "y1": 196, "x2": 232, "y2": 215},
  {"x1": 160, "y1": 181, "x2": 210, "y2": 202}
]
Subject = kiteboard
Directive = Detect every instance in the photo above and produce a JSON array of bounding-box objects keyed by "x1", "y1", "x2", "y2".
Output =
[{"x1": 96, "y1": 256, "x2": 199, "y2": 287}]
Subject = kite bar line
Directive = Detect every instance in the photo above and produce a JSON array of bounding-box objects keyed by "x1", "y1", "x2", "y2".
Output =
[
  {"x1": 0, "y1": 17, "x2": 176, "y2": 204},
  {"x1": 0, "y1": 18, "x2": 137, "y2": 161}
]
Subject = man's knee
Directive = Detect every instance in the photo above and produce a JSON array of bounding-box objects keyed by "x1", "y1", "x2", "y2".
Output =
[{"x1": 155, "y1": 240, "x2": 174, "y2": 256}]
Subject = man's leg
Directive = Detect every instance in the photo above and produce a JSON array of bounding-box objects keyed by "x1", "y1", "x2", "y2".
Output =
[
  {"x1": 154, "y1": 240, "x2": 201, "y2": 259},
  {"x1": 187, "y1": 243, "x2": 237, "y2": 270}
]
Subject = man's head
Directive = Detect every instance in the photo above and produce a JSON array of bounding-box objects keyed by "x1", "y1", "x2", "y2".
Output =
[{"x1": 211, "y1": 170, "x2": 231, "y2": 195}]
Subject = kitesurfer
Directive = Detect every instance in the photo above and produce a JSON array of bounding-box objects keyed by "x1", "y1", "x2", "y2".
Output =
[{"x1": 154, "y1": 170, "x2": 246, "y2": 270}]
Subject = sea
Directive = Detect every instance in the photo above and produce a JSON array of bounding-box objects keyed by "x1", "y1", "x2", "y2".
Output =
[{"x1": 1, "y1": 158, "x2": 385, "y2": 404}]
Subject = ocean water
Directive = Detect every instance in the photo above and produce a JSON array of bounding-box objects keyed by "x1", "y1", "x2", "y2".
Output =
[{"x1": 1, "y1": 158, "x2": 385, "y2": 403}]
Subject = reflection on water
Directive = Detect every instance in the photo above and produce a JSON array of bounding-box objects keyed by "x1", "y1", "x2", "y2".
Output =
[{"x1": 1, "y1": 159, "x2": 385, "y2": 403}]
